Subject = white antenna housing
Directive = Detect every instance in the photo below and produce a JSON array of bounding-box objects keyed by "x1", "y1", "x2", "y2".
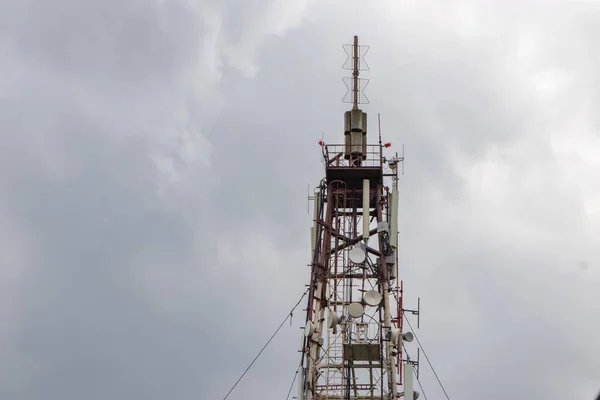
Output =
[
  {"x1": 404, "y1": 362, "x2": 414, "y2": 400},
  {"x1": 363, "y1": 179, "x2": 370, "y2": 239}
]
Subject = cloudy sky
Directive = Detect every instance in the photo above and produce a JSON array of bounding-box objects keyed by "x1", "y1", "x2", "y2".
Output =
[{"x1": 2, "y1": 0, "x2": 600, "y2": 399}]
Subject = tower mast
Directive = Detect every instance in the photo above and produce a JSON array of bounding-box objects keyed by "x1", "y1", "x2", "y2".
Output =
[
  {"x1": 352, "y1": 35, "x2": 359, "y2": 110},
  {"x1": 300, "y1": 36, "x2": 414, "y2": 400}
]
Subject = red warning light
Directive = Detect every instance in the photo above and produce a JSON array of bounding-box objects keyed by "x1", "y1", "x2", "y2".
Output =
[
  {"x1": 384, "y1": 142, "x2": 392, "y2": 148},
  {"x1": 319, "y1": 141, "x2": 324, "y2": 146}
]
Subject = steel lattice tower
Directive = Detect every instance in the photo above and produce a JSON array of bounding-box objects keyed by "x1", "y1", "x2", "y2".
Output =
[{"x1": 298, "y1": 36, "x2": 416, "y2": 400}]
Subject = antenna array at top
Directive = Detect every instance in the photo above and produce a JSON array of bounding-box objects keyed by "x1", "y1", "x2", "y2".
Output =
[
  {"x1": 342, "y1": 36, "x2": 370, "y2": 108},
  {"x1": 342, "y1": 77, "x2": 369, "y2": 105},
  {"x1": 342, "y1": 43, "x2": 370, "y2": 71}
]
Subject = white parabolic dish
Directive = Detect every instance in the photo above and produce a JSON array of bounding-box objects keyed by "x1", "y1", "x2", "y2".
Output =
[
  {"x1": 348, "y1": 243, "x2": 367, "y2": 264},
  {"x1": 327, "y1": 312, "x2": 340, "y2": 329},
  {"x1": 348, "y1": 302, "x2": 365, "y2": 318},
  {"x1": 363, "y1": 290, "x2": 383, "y2": 306},
  {"x1": 305, "y1": 321, "x2": 315, "y2": 337}
]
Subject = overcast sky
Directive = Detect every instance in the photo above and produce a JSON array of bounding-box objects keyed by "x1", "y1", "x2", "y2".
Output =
[{"x1": 1, "y1": 0, "x2": 600, "y2": 399}]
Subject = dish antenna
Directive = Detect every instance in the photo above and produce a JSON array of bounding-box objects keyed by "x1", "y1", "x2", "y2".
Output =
[
  {"x1": 327, "y1": 312, "x2": 341, "y2": 329},
  {"x1": 363, "y1": 290, "x2": 382, "y2": 307},
  {"x1": 305, "y1": 321, "x2": 316, "y2": 337},
  {"x1": 398, "y1": 390, "x2": 420, "y2": 399},
  {"x1": 348, "y1": 243, "x2": 367, "y2": 264},
  {"x1": 391, "y1": 328, "x2": 401, "y2": 344},
  {"x1": 348, "y1": 302, "x2": 365, "y2": 318},
  {"x1": 391, "y1": 329, "x2": 414, "y2": 344}
]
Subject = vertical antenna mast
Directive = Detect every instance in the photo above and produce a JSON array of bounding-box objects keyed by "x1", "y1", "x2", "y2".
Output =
[
  {"x1": 343, "y1": 36, "x2": 369, "y2": 107},
  {"x1": 299, "y1": 36, "x2": 419, "y2": 400},
  {"x1": 353, "y1": 35, "x2": 359, "y2": 110}
]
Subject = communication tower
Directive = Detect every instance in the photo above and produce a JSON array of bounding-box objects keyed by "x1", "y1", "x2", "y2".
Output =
[{"x1": 298, "y1": 36, "x2": 417, "y2": 400}]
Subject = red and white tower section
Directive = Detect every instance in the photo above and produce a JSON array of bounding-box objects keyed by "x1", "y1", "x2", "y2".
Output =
[{"x1": 298, "y1": 36, "x2": 417, "y2": 400}]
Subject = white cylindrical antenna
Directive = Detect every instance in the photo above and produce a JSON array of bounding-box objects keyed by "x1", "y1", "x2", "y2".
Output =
[
  {"x1": 310, "y1": 226, "x2": 315, "y2": 261},
  {"x1": 390, "y1": 189, "x2": 399, "y2": 247},
  {"x1": 391, "y1": 327, "x2": 401, "y2": 344},
  {"x1": 297, "y1": 365, "x2": 305, "y2": 400},
  {"x1": 363, "y1": 179, "x2": 370, "y2": 239},
  {"x1": 310, "y1": 227, "x2": 315, "y2": 260},
  {"x1": 314, "y1": 191, "x2": 320, "y2": 224},
  {"x1": 311, "y1": 191, "x2": 319, "y2": 259},
  {"x1": 404, "y1": 361, "x2": 414, "y2": 400}
]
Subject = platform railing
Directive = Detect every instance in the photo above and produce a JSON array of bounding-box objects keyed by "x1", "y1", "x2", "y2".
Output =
[{"x1": 322, "y1": 144, "x2": 382, "y2": 168}]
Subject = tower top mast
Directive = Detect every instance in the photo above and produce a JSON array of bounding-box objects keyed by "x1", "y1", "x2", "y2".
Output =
[
  {"x1": 343, "y1": 35, "x2": 370, "y2": 110},
  {"x1": 352, "y1": 35, "x2": 359, "y2": 110}
]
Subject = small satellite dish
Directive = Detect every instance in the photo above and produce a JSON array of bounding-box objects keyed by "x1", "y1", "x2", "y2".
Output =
[
  {"x1": 348, "y1": 302, "x2": 364, "y2": 318},
  {"x1": 305, "y1": 321, "x2": 315, "y2": 337},
  {"x1": 363, "y1": 290, "x2": 382, "y2": 307},
  {"x1": 398, "y1": 391, "x2": 420, "y2": 400},
  {"x1": 348, "y1": 243, "x2": 367, "y2": 264},
  {"x1": 327, "y1": 312, "x2": 340, "y2": 329},
  {"x1": 391, "y1": 328, "x2": 401, "y2": 344},
  {"x1": 402, "y1": 332, "x2": 414, "y2": 343}
]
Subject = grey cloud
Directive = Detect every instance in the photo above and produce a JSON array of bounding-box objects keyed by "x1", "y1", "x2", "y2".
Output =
[
  {"x1": 1, "y1": 1, "x2": 221, "y2": 399},
  {"x1": 4, "y1": 0, "x2": 201, "y2": 84},
  {"x1": 2, "y1": 0, "x2": 600, "y2": 399}
]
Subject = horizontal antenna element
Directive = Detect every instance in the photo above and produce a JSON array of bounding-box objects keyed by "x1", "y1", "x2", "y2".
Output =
[
  {"x1": 342, "y1": 77, "x2": 370, "y2": 105},
  {"x1": 342, "y1": 43, "x2": 370, "y2": 71}
]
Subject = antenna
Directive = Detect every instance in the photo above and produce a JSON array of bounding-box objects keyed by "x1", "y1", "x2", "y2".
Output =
[
  {"x1": 342, "y1": 36, "x2": 370, "y2": 106},
  {"x1": 352, "y1": 35, "x2": 358, "y2": 109},
  {"x1": 403, "y1": 297, "x2": 421, "y2": 329},
  {"x1": 418, "y1": 297, "x2": 420, "y2": 329},
  {"x1": 348, "y1": 302, "x2": 365, "y2": 318},
  {"x1": 378, "y1": 113, "x2": 382, "y2": 146},
  {"x1": 417, "y1": 348, "x2": 421, "y2": 379},
  {"x1": 349, "y1": 242, "x2": 367, "y2": 264},
  {"x1": 307, "y1": 183, "x2": 311, "y2": 214},
  {"x1": 363, "y1": 290, "x2": 383, "y2": 307},
  {"x1": 401, "y1": 144, "x2": 405, "y2": 175}
]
